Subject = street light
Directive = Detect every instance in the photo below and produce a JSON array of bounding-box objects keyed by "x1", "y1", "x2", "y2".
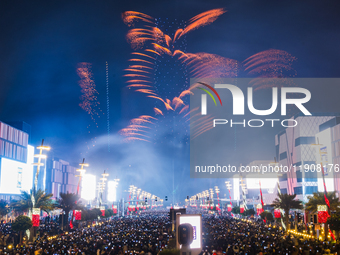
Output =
[
  {"x1": 75, "y1": 158, "x2": 88, "y2": 195},
  {"x1": 240, "y1": 179, "x2": 248, "y2": 210},
  {"x1": 99, "y1": 170, "x2": 109, "y2": 208},
  {"x1": 33, "y1": 139, "x2": 50, "y2": 194}
]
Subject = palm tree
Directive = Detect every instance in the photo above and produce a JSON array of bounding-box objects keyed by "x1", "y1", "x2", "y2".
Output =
[
  {"x1": 0, "y1": 200, "x2": 9, "y2": 219},
  {"x1": 12, "y1": 215, "x2": 32, "y2": 244},
  {"x1": 305, "y1": 191, "x2": 340, "y2": 212},
  {"x1": 271, "y1": 193, "x2": 303, "y2": 231},
  {"x1": 11, "y1": 189, "x2": 56, "y2": 241},
  {"x1": 11, "y1": 189, "x2": 56, "y2": 214},
  {"x1": 305, "y1": 192, "x2": 340, "y2": 240},
  {"x1": 58, "y1": 192, "x2": 82, "y2": 230}
]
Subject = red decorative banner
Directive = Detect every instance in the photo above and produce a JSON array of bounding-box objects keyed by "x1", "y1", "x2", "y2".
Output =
[
  {"x1": 101, "y1": 209, "x2": 105, "y2": 217},
  {"x1": 75, "y1": 210, "x2": 82, "y2": 220},
  {"x1": 318, "y1": 211, "x2": 329, "y2": 223},
  {"x1": 240, "y1": 206, "x2": 245, "y2": 213},
  {"x1": 32, "y1": 215, "x2": 40, "y2": 227},
  {"x1": 227, "y1": 205, "x2": 232, "y2": 212},
  {"x1": 112, "y1": 205, "x2": 117, "y2": 214},
  {"x1": 216, "y1": 204, "x2": 220, "y2": 211},
  {"x1": 274, "y1": 209, "x2": 281, "y2": 218},
  {"x1": 329, "y1": 229, "x2": 336, "y2": 241}
]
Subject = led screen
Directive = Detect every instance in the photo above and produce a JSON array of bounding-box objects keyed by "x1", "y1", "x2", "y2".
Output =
[{"x1": 0, "y1": 145, "x2": 34, "y2": 194}]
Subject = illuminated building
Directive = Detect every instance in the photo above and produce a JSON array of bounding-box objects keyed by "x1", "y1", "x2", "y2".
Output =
[
  {"x1": 81, "y1": 174, "x2": 96, "y2": 202},
  {"x1": 276, "y1": 115, "x2": 335, "y2": 202},
  {"x1": 107, "y1": 180, "x2": 119, "y2": 202},
  {"x1": 314, "y1": 117, "x2": 340, "y2": 197},
  {"x1": 45, "y1": 158, "x2": 78, "y2": 199},
  {"x1": 0, "y1": 121, "x2": 34, "y2": 200}
]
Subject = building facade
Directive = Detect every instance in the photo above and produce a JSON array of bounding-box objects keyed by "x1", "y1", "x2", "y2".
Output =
[
  {"x1": 0, "y1": 121, "x2": 34, "y2": 200},
  {"x1": 46, "y1": 158, "x2": 78, "y2": 199},
  {"x1": 276, "y1": 115, "x2": 335, "y2": 202}
]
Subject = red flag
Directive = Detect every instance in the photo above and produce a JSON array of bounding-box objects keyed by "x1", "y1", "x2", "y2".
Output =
[
  {"x1": 32, "y1": 215, "x2": 40, "y2": 227},
  {"x1": 329, "y1": 229, "x2": 336, "y2": 240}
]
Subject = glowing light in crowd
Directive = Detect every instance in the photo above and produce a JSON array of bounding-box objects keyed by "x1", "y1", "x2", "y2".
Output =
[
  {"x1": 81, "y1": 174, "x2": 96, "y2": 201},
  {"x1": 178, "y1": 214, "x2": 202, "y2": 249}
]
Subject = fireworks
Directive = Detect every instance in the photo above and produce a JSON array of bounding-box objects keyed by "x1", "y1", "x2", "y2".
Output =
[
  {"x1": 122, "y1": 11, "x2": 154, "y2": 27},
  {"x1": 77, "y1": 62, "x2": 102, "y2": 125},
  {"x1": 77, "y1": 62, "x2": 103, "y2": 155},
  {"x1": 119, "y1": 9, "x2": 231, "y2": 143},
  {"x1": 119, "y1": 116, "x2": 154, "y2": 143},
  {"x1": 242, "y1": 49, "x2": 297, "y2": 90},
  {"x1": 120, "y1": 9, "x2": 297, "y2": 143},
  {"x1": 180, "y1": 8, "x2": 227, "y2": 38}
]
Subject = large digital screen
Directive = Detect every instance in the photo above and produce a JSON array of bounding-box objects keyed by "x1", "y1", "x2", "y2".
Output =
[
  {"x1": 81, "y1": 174, "x2": 96, "y2": 201},
  {"x1": 107, "y1": 180, "x2": 117, "y2": 202},
  {"x1": 0, "y1": 145, "x2": 34, "y2": 194},
  {"x1": 178, "y1": 214, "x2": 202, "y2": 250}
]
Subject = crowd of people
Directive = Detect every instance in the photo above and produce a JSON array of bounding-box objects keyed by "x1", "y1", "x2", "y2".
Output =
[
  {"x1": 0, "y1": 212, "x2": 338, "y2": 254},
  {"x1": 201, "y1": 215, "x2": 340, "y2": 254}
]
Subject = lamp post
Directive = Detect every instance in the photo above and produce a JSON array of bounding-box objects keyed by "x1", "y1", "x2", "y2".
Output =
[
  {"x1": 225, "y1": 181, "x2": 233, "y2": 205},
  {"x1": 32, "y1": 139, "x2": 50, "y2": 195},
  {"x1": 136, "y1": 188, "x2": 141, "y2": 210},
  {"x1": 97, "y1": 182, "x2": 104, "y2": 207},
  {"x1": 98, "y1": 170, "x2": 109, "y2": 208},
  {"x1": 110, "y1": 178, "x2": 120, "y2": 215},
  {"x1": 75, "y1": 158, "x2": 88, "y2": 195},
  {"x1": 215, "y1": 186, "x2": 220, "y2": 213},
  {"x1": 240, "y1": 179, "x2": 248, "y2": 210},
  {"x1": 30, "y1": 139, "x2": 50, "y2": 239},
  {"x1": 210, "y1": 188, "x2": 214, "y2": 210}
]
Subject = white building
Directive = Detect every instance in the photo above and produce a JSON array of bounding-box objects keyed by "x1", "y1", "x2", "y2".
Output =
[
  {"x1": 276, "y1": 115, "x2": 335, "y2": 202},
  {"x1": 0, "y1": 121, "x2": 34, "y2": 200}
]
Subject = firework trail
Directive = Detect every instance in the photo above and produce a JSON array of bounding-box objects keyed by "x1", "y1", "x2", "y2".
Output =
[
  {"x1": 242, "y1": 49, "x2": 299, "y2": 116},
  {"x1": 120, "y1": 9, "x2": 297, "y2": 143},
  {"x1": 120, "y1": 9, "x2": 237, "y2": 142},
  {"x1": 77, "y1": 62, "x2": 102, "y2": 124},
  {"x1": 77, "y1": 62, "x2": 102, "y2": 154},
  {"x1": 242, "y1": 49, "x2": 297, "y2": 90}
]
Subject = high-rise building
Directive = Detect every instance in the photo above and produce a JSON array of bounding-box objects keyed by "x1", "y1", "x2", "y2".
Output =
[
  {"x1": 0, "y1": 121, "x2": 34, "y2": 200},
  {"x1": 276, "y1": 115, "x2": 335, "y2": 202},
  {"x1": 314, "y1": 117, "x2": 340, "y2": 196},
  {"x1": 46, "y1": 158, "x2": 78, "y2": 199}
]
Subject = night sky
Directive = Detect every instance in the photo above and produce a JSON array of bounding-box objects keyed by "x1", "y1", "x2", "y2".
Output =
[{"x1": 0, "y1": 0, "x2": 339, "y2": 202}]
